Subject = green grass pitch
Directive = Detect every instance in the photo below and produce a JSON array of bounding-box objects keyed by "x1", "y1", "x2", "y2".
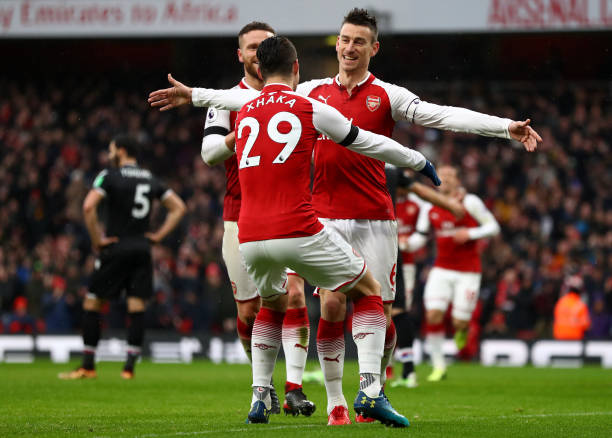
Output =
[{"x1": 1, "y1": 360, "x2": 611, "y2": 437}]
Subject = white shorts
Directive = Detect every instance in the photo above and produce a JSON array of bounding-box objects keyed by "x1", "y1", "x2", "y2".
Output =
[
  {"x1": 239, "y1": 227, "x2": 367, "y2": 300},
  {"x1": 319, "y1": 218, "x2": 397, "y2": 303},
  {"x1": 423, "y1": 267, "x2": 481, "y2": 321},
  {"x1": 222, "y1": 221, "x2": 258, "y2": 302},
  {"x1": 402, "y1": 263, "x2": 416, "y2": 311}
]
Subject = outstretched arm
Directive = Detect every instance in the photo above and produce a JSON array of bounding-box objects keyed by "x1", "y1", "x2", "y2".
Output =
[
  {"x1": 148, "y1": 74, "x2": 258, "y2": 112},
  {"x1": 385, "y1": 83, "x2": 542, "y2": 152},
  {"x1": 412, "y1": 101, "x2": 542, "y2": 152}
]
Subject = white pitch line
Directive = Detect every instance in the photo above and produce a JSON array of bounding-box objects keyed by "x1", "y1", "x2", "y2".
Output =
[
  {"x1": 97, "y1": 411, "x2": 612, "y2": 438},
  {"x1": 131, "y1": 423, "x2": 324, "y2": 438},
  {"x1": 422, "y1": 411, "x2": 612, "y2": 422}
]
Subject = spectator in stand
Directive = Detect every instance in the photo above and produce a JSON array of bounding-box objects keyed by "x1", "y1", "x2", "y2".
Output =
[
  {"x1": 7, "y1": 296, "x2": 36, "y2": 334},
  {"x1": 553, "y1": 276, "x2": 591, "y2": 340},
  {"x1": 42, "y1": 275, "x2": 75, "y2": 333}
]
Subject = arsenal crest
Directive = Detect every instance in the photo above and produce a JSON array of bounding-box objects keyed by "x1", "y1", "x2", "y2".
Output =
[{"x1": 366, "y1": 95, "x2": 381, "y2": 112}]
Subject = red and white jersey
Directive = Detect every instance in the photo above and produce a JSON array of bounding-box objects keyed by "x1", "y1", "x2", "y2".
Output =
[
  {"x1": 234, "y1": 83, "x2": 426, "y2": 243},
  {"x1": 192, "y1": 74, "x2": 509, "y2": 220},
  {"x1": 396, "y1": 193, "x2": 426, "y2": 264},
  {"x1": 296, "y1": 73, "x2": 512, "y2": 220},
  {"x1": 408, "y1": 193, "x2": 500, "y2": 273},
  {"x1": 203, "y1": 79, "x2": 254, "y2": 221},
  {"x1": 297, "y1": 74, "x2": 405, "y2": 220}
]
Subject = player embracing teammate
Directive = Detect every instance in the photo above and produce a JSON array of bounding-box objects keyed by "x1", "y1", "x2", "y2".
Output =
[
  {"x1": 149, "y1": 8, "x2": 541, "y2": 427},
  {"x1": 200, "y1": 21, "x2": 315, "y2": 417}
]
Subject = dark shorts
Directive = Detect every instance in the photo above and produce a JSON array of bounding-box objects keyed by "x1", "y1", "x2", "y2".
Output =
[{"x1": 89, "y1": 237, "x2": 153, "y2": 300}]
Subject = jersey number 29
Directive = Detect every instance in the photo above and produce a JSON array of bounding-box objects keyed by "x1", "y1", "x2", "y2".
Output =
[{"x1": 237, "y1": 111, "x2": 302, "y2": 169}]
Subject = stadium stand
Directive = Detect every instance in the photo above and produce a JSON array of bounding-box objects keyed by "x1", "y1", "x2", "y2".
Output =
[{"x1": 0, "y1": 35, "x2": 609, "y2": 343}]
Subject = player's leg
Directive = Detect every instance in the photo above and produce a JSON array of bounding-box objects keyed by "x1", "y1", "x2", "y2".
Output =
[
  {"x1": 58, "y1": 295, "x2": 103, "y2": 379},
  {"x1": 240, "y1": 240, "x2": 289, "y2": 424},
  {"x1": 282, "y1": 274, "x2": 315, "y2": 416},
  {"x1": 423, "y1": 267, "x2": 452, "y2": 381},
  {"x1": 223, "y1": 221, "x2": 260, "y2": 362},
  {"x1": 122, "y1": 296, "x2": 146, "y2": 379},
  {"x1": 313, "y1": 219, "x2": 350, "y2": 420},
  {"x1": 451, "y1": 272, "x2": 481, "y2": 351},
  {"x1": 236, "y1": 298, "x2": 260, "y2": 363},
  {"x1": 391, "y1": 263, "x2": 418, "y2": 388},
  {"x1": 121, "y1": 245, "x2": 155, "y2": 379},
  {"x1": 59, "y1": 246, "x2": 123, "y2": 379},
  {"x1": 345, "y1": 273, "x2": 409, "y2": 428},
  {"x1": 280, "y1": 227, "x2": 408, "y2": 427},
  {"x1": 317, "y1": 288, "x2": 348, "y2": 419},
  {"x1": 348, "y1": 220, "x2": 399, "y2": 389}
]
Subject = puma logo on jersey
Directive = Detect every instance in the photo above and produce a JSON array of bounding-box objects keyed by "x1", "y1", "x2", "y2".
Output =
[
  {"x1": 353, "y1": 332, "x2": 375, "y2": 340},
  {"x1": 294, "y1": 343, "x2": 308, "y2": 352},
  {"x1": 245, "y1": 93, "x2": 296, "y2": 112},
  {"x1": 318, "y1": 95, "x2": 331, "y2": 104},
  {"x1": 323, "y1": 354, "x2": 341, "y2": 362}
]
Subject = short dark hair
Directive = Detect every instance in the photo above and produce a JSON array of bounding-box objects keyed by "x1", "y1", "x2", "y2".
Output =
[
  {"x1": 238, "y1": 21, "x2": 275, "y2": 46},
  {"x1": 342, "y1": 8, "x2": 378, "y2": 42},
  {"x1": 256, "y1": 36, "x2": 297, "y2": 80},
  {"x1": 112, "y1": 134, "x2": 140, "y2": 159}
]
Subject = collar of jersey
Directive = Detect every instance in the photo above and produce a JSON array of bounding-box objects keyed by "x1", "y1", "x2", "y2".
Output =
[
  {"x1": 240, "y1": 78, "x2": 257, "y2": 90},
  {"x1": 334, "y1": 72, "x2": 373, "y2": 90},
  {"x1": 262, "y1": 83, "x2": 293, "y2": 92}
]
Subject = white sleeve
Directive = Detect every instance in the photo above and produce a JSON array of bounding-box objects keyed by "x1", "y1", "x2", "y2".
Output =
[
  {"x1": 201, "y1": 108, "x2": 234, "y2": 166},
  {"x1": 409, "y1": 100, "x2": 512, "y2": 139},
  {"x1": 309, "y1": 98, "x2": 426, "y2": 171},
  {"x1": 404, "y1": 202, "x2": 432, "y2": 252},
  {"x1": 296, "y1": 78, "x2": 333, "y2": 98},
  {"x1": 377, "y1": 81, "x2": 421, "y2": 122},
  {"x1": 463, "y1": 194, "x2": 501, "y2": 240},
  {"x1": 192, "y1": 88, "x2": 259, "y2": 111}
]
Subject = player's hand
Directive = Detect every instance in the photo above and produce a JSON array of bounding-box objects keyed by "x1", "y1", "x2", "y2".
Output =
[
  {"x1": 418, "y1": 160, "x2": 441, "y2": 186},
  {"x1": 148, "y1": 74, "x2": 193, "y2": 111},
  {"x1": 508, "y1": 119, "x2": 542, "y2": 152},
  {"x1": 452, "y1": 228, "x2": 471, "y2": 244},
  {"x1": 95, "y1": 236, "x2": 119, "y2": 251},
  {"x1": 145, "y1": 232, "x2": 161, "y2": 244}
]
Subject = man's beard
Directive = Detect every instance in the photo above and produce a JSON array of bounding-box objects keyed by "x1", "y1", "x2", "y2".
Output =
[
  {"x1": 244, "y1": 61, "x2": 259, "y2": 80},
  {"x1": 111, "y1": 156, "x2": 120, "y2": 168}
]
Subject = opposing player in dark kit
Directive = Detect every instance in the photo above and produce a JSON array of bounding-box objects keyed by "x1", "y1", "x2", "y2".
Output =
[{"x1": 59, "y1": 135, "x2": 185, "y2": 380}]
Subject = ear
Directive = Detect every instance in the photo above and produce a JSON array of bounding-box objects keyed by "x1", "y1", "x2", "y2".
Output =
[
  {"x1": 370, "y1": 41, "x2": 380, "y2": 58},
  {"x1": 257, "y1": 66, "x2": 263, "y2": 81},
  {"x1": 237, "y1": 48, "x2": 244, "y2": 63},
  {"x1": 293, "y1": 59, "x2": 299, "y2": 75},
  {"x1": 335, "y1": 35, "x2": 340, "y2": 52}
]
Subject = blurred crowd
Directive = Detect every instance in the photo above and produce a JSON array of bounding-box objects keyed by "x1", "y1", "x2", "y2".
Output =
[{"x1": 0, "y1": 75, "x2": 610, "y2": 341}]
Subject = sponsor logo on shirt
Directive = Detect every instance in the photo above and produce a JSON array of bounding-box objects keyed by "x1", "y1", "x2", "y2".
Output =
[{"x1": 366, "y1": 95, "x2": 381, "y2": 112}]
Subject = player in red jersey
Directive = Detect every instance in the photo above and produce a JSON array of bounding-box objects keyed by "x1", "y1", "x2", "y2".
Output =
[
  {"x1": 200, "y1": 21, "x2": 315, "y2": 417},
  {"x1": 149, "y1": 8, "x2": 541, "y2": 425},
  {"x1": 404, "y1": 165, "x2": 500, "y2": 382},
  {"x1": 390, "y1": 170, "x2": 464, "y2": 389},
  {"x1": 235, "y1": 36, "x2": 438, "y2": 426}
]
